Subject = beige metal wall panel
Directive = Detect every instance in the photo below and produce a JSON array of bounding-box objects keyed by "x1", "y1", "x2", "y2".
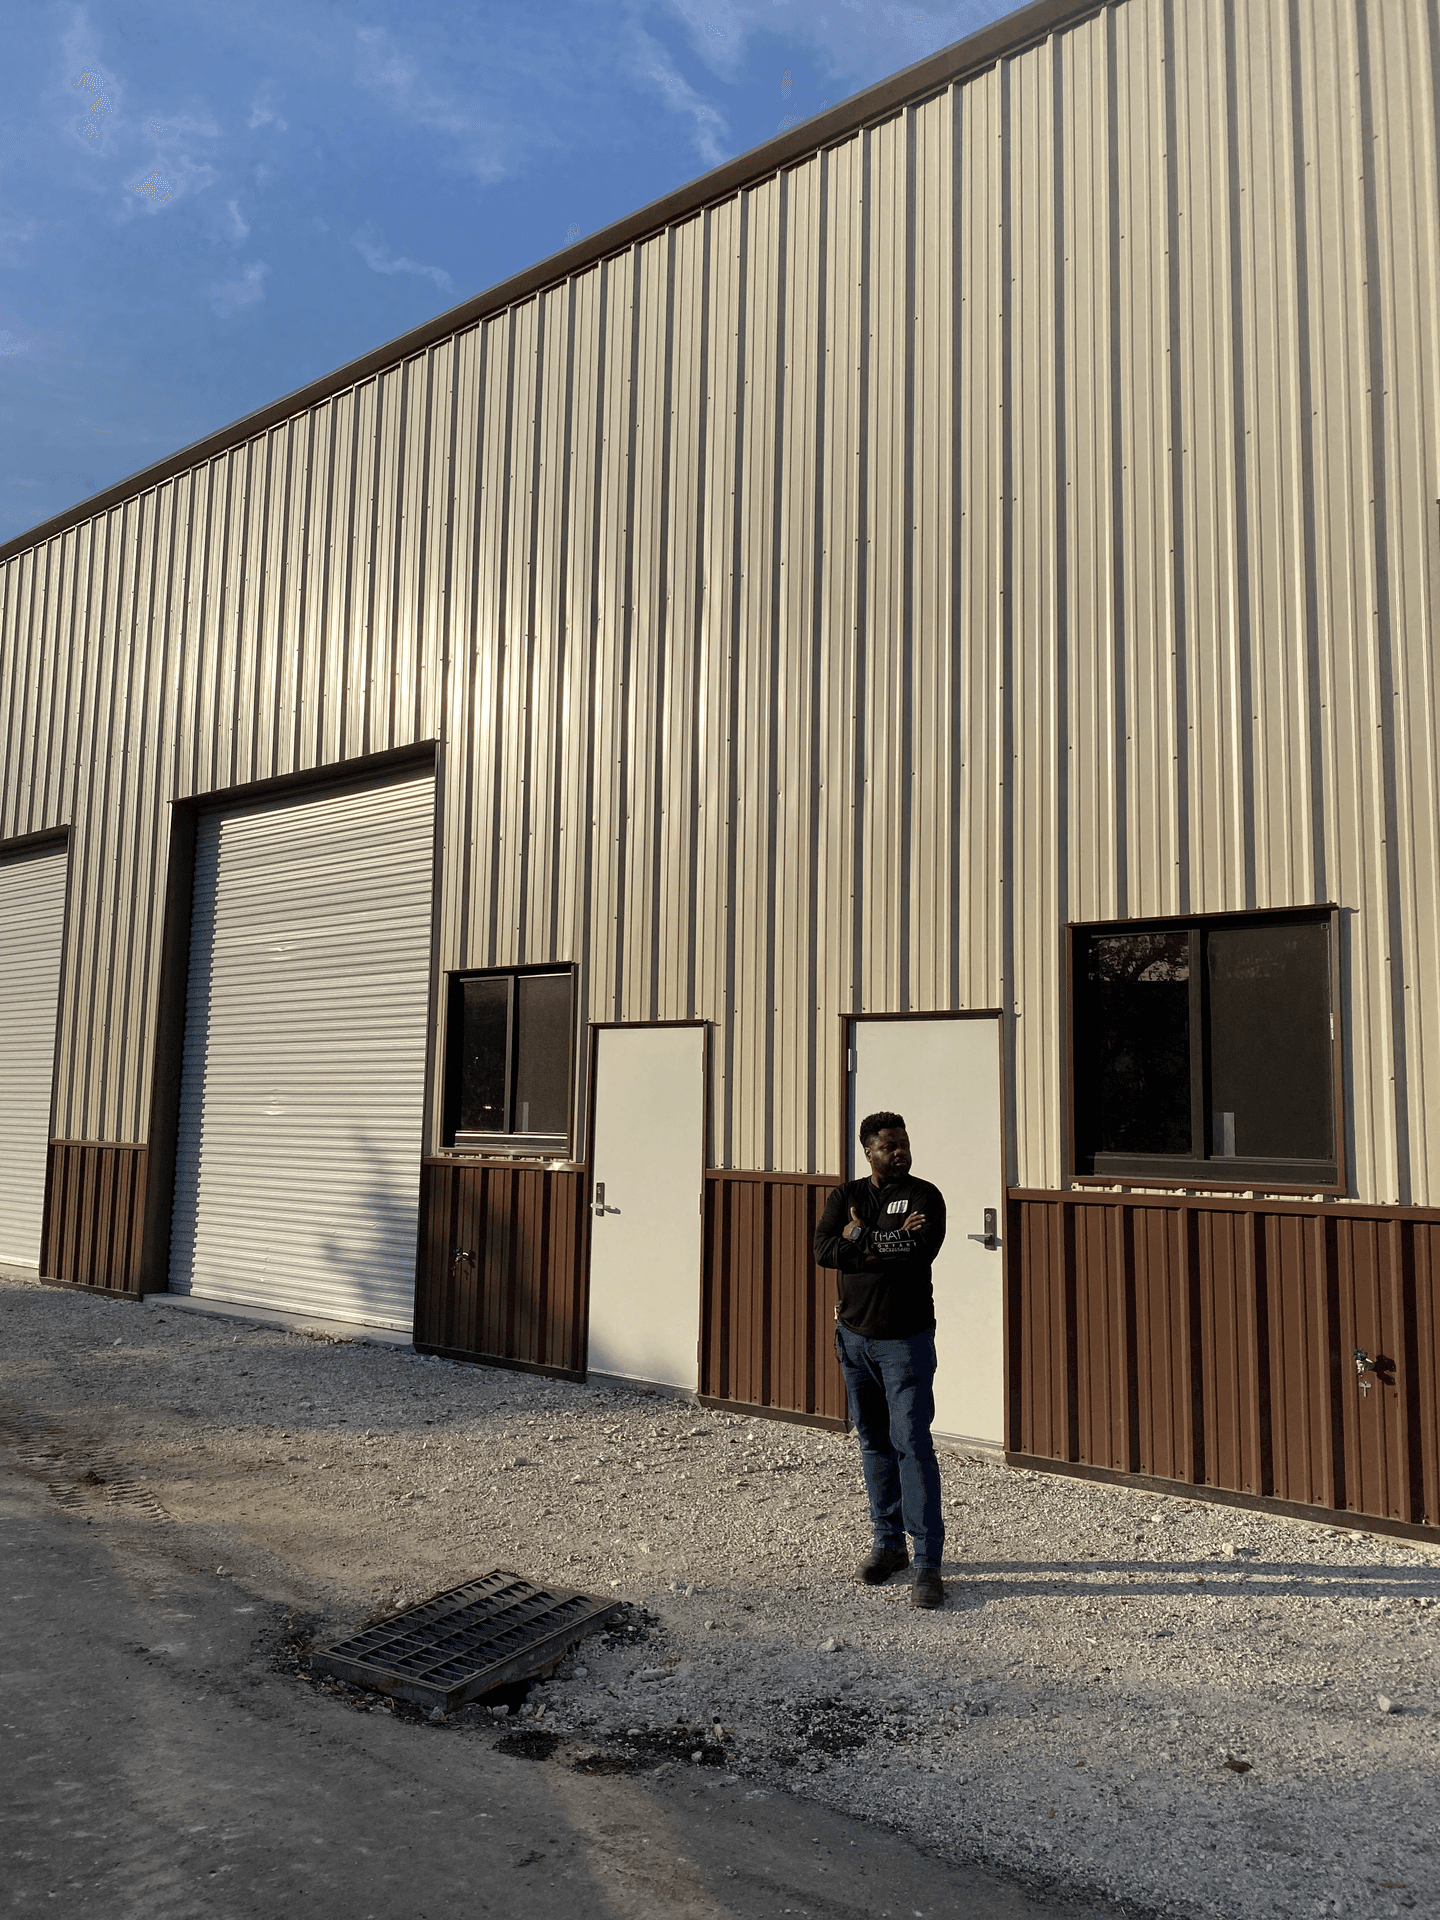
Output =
[
  {"x1": 1009, "y1": 41, "x2": 1064, "y2": 1191},
  {"x1": 4, "y1": 0, "x2": 1440, "y2": 1205},
  {"x1": 910, "y1": 92, "x2": 958, "y2": 1025},
  {"x1": 955, "y1": 67, "x2": 1005, "y2": 1014}
]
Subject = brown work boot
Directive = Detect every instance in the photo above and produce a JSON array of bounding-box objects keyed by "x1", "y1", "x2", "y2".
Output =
[
  {"x1": 857, "y1": 1545, "x2": 910, "y2": 1586},
  {"x1": 911, "y1": 1566, "x2": 945, "y2": 1609}
]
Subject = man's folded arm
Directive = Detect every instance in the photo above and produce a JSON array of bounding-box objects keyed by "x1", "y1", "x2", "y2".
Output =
[
  {"x1": 813, "y1": 1185, "x2": 866, "y2": 1270},
  {"x1": 914, "y1": 1188, "x2": 947, "y2": 1260}
]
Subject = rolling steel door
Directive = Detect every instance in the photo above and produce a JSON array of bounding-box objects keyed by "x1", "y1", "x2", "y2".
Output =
[
  {"x1": 0, "y1": 845, "x2": 67, "y2": 1266},
  {"x1": 168, "y1": 773, "x2": 436, "y2": 1330}
]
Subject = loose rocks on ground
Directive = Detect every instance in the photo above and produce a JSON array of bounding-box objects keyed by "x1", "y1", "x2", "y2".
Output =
[{"x1": 3, "y1": 1273, "x2": 1438, "y2": 1920}]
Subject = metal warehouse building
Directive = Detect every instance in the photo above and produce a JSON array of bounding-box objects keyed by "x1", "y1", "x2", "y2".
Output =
[{"x1": 3, "y1": 0, "x2": 1440, "y2": 1538}]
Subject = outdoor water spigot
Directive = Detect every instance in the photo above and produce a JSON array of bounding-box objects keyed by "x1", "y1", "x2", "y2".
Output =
[{"x1": 1354, "y1": 1348, "x2": 1376, "y2": 1377}]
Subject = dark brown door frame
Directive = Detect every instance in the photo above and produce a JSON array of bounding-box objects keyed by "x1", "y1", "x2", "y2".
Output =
[{"x1": 139, "y1": 741, "x2": 440, "y2": 1298}]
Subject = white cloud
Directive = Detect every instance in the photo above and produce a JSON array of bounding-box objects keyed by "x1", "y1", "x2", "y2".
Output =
[
  {"x1": 0, "y1": 331, "x2": 35, "y2": 358},
  {"x1": 143, "y1": 110, "x2": 221, "y2": 142},
  {"x1": 630, "y1": 26, "x2": 727, "y2": 167},
  {"x1": 209, "y1": 261, "x2": 268, "y2": 317},
  {"x1": 248, "y1": 82, "x2": 288, "y2": 132},
  {"x1": 225, "y1": 198, "x2": 250, "y2": 241},
  {"x1": 118, "y1": 151, "x2": 216, "y2": 219},
  {"x1": 0, "y1": 212, "x2": 39, "y2": 268},
  {"x1": 63, "y1": 10, "x2": 118, "y2": 141},
  {"x1": 130, "y1": 168, "x2": 177, "y2": 208},
  {"x1": 355, "y1": 227, "x2": 453, "y2": 294},
  {"x1": 354, "y1": 25, "x2": 507, "y2": 182},
  {"x1": 355, "y1": 26, "x2": 465, "y2": 134},
  {"x1": 73, "y1": 68, "x2": 117, "y2": 148},
  {"x1": 662, "y1": 0, "x2": 1004, "y2": 88}
]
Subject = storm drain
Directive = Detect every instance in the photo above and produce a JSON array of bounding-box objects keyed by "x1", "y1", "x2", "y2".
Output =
[{"x1": 311, "y1": 1570, "x2": 623, "y2": 1713}]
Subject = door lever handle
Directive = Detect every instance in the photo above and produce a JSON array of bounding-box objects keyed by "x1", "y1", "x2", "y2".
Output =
[
  {"x1": 966, "y1": 1207, "x2": 999, "y2": 1251},
  {"x1": 594, "y1": 1181, "x2": 605, "y2": 1218}
]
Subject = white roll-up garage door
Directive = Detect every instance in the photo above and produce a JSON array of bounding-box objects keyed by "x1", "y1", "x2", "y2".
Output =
[
  {"x1": 0, "y1": 844, "x2": 67, "y2": 1267},
  {"x1": 168, "y1": 771, "x2": 436, "y2": 1330}
]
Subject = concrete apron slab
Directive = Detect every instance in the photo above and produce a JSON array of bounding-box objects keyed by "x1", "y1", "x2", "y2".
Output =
[{"x1": 143, "y1": 1290, "x2": 414, "y2": 1347}]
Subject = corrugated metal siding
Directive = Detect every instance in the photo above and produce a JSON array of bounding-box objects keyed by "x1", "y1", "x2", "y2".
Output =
[
  {"x1": 415, "y1": 1161, "x2": 588, "y2": 1376},
  {"x1": 702, "y1": 1173, "x2": 848, "y2": 1424},
  {"x1": 1010, "y1": 1187, "x2": 1440, "y2": 1533},
  {"x1": 40, "y1": 1142, "x2": 147, "y2": 1293},
  {"x1": 1, "y1": 0, "x2": 1439, "y2": 1203}
]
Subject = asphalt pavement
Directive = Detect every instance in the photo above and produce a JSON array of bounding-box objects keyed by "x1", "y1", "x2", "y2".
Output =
[{"x1": 1, "y1": 1463, "x2": 1126, "y2": 1920}]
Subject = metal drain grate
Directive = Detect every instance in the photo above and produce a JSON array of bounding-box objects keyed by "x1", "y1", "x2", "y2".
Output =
[{"x1": 311, "y1": 1570, "x2": 623, "y2": 1712}]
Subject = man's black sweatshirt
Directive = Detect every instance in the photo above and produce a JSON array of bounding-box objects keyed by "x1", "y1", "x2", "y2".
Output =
[{"x1": 813, "y1": 1175, "x2": 947, "y2": 1339}]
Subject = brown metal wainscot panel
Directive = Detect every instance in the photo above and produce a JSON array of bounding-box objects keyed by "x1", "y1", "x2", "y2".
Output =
[
  {"x1": 414, "y1": 1161, "x2": 587, "y2": 1380},
  {"x1": 701, "y1": 1173, "x2": 847, "y2": 1429},
  {"x1": 1009, "y1": 1190, "x2": 1440, "y2": 1540},
  {"x1": 40, "y1": 1142, "x2": 148, "y2": 1294}
]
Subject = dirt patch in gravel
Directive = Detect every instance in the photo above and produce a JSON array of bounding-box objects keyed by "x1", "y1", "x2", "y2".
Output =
[{"x1": 3, "y1": 1273, "x2": 1438, "y2": 1920}]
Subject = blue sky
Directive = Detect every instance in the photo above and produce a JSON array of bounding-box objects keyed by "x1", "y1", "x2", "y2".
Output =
[{"x1": 1, "y1": 0, "x2": 1015, "y2": 546}]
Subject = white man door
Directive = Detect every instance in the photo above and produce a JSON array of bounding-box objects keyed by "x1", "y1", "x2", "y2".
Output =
[
  {"x1": 586, "y1": 1023, "x2": 706, "y2": 1390},
  {"x1": 846, "y1": 1013, "x2": 1006, "y2": 1448}
]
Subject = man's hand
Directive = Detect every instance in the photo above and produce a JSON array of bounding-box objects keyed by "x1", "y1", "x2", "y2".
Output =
[
  {"x1": 901, "y1": 1211, "x2": 926, "y2": 1233},
  {"x1": 842, "y1": 1207, "x2": 866, "y2": 1243}
]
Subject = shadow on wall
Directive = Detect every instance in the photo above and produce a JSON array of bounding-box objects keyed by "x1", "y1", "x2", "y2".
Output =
[{"x1": 313, "y1": 1122, "x2": 429, "y2": 1327}]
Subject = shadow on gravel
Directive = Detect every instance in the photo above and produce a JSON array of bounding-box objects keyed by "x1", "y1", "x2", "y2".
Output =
[{"x1": 957, "y1": 1559, "x2": 1440, "y2": 1603}]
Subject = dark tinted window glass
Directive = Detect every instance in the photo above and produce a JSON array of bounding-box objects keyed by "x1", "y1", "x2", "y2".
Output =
[
  {"x1": 458, "y1": 976, "x2": 510, "y2": 1133},
  {"x1": 1207, "y1": 923, "x2": 1332, "y2": 1161},
  {"x1": 513, "y1": 974, "x2": 572, "y2": 1136},
  {"x1": 1079, "y1": 931, "x2": 1191, "y2": 1154}
]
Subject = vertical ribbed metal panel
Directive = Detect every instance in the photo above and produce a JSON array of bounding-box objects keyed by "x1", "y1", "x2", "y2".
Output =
[
  {"x1": 1011, "y1": 1187, "x2": 1440, "y2": 1534},
  {"x1": 1, "y1": 0, "x2": 1439, "y2": 1208},
  {"x1": 0, "y1": 844, "x2": 67, "y2": 1263}
]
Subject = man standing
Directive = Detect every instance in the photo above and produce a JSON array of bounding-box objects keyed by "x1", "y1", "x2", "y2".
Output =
[{"x1": 813, "y1": 1111, "x2": 948, "y2": 1609}]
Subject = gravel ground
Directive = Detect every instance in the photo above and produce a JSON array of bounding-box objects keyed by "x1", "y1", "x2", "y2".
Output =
[{"x1": 3, "y1": 1271, "x2": 1438, "y2": 1920}]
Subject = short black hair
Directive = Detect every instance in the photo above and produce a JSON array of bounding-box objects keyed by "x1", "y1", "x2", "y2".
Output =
[{"x1": 859, "y1": 1110, "x2": 906, "y2": 1148}]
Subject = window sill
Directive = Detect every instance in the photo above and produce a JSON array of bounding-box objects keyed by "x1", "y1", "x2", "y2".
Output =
[
  {"x1": 1070, "y1": 1168, "x2": 1343, "y2": 1197},
  {"x1": 430, "y1": 1149, "x2": 581, "y2": 1171}
]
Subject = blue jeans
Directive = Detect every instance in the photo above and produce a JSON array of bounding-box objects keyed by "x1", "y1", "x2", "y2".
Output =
[{"x1": 834, "y1": 1326, "x2": 945, "y2": 1568}]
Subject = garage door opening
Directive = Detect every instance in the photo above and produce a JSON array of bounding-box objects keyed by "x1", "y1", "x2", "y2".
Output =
[
  {"x1": 0, "y1": 842, "x2": 67, "y2": 1268},
  {"x1": 167, "y1": 771, "x2": 437, "y2": 1331}
]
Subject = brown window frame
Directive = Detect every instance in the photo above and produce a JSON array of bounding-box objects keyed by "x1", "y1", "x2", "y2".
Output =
[
  {"x1": 441, "y1": 964, "x2": 579, "y2": 1159},
  {"x1": 1065, "y1": 904, "x2": 1344, "y2": 1194}
]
